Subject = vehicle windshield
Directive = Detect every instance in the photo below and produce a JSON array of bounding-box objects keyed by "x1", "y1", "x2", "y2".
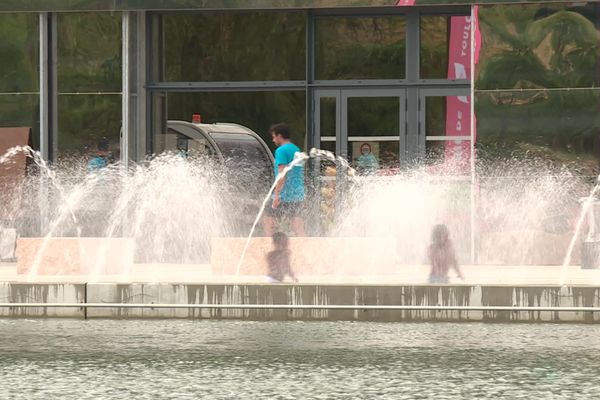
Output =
[{"x1": 210, "y1": 132, "x2": 273, "y2": 194}]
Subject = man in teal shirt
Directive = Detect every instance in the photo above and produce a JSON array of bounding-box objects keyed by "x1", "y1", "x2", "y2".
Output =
[{"x1": 263, "y1": 123, "x2": 305, "y2": 237}]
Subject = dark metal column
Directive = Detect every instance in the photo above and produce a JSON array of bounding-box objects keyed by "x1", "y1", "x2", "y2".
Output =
[
  {"x1": 405, "y1": 10, "x2": 420, "y2": 166},
  {"x1": 146, "y1": 13, "x2": 166, "y2": 157},
  {"x1": 39, "y1": 12, "x2": 57, "y2": 162},
  {"x1": 305, "y1": 10, "x2": 321, "y2": 236},
  {"x1": 306, "y1": 10, "x2": 315, "y2": 151}
]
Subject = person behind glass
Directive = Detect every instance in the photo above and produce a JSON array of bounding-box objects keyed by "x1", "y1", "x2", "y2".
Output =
[
  {"x1": 87, "y1": 137, "x2": 111, "y2": 172},
  {"x1": 356, "y1": 143, "x2": 379, "y2": 175},
  {"x1": 428, "y1": 224, "x2": 464, "y2": 284},
  {"x1": 266, "y1": 232, "x2": 297, "y2": 283},
  {"x1": 263, "y1": 123, "x2": 305, "y2": 237}
]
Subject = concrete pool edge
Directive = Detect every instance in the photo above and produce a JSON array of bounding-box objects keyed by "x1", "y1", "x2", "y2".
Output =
[{"x1": 1, "y1": 282, "x2": 600, "y2": 322}]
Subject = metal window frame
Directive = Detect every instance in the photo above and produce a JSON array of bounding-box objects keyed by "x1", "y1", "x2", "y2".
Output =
[
  {"x1": 418, "y1": 87, "x2": 471, "y2": 156},
  {"x1": 39, "y1": 12, "x2": 57, "y2": 162},
  {"x1": 146, "y1": 81, "x2": 307, "y2": 92},
  {"x1": 312, "y1": 6, "x2": 469, "y2": 17},
  {"x1": 340, "y1": 88, "x2": 406, "y2": 160},
  {"x1": 313, "y1": 89, "x2": 342, "y2": 151}
]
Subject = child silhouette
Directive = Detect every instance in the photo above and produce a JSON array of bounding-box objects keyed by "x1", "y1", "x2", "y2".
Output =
[
  {"x1": 266, "y1": 232, "x2": 298, "y2": 283},
  {"x1": 428, "y1": 224, "x2": 464, "y2": 284}
]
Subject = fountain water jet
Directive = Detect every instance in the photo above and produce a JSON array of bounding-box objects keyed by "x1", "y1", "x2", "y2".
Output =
[
  {"x1": 1, "y1": 144, "x2": 596, "y2": 284},
  {"x1": 560, "y1": 175, "x2": 600, "y2": 285}
]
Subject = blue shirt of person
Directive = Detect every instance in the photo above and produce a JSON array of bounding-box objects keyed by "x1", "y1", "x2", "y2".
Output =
[
  {"x1": 274, "y1": 143, "x2": 304, "y2": 203},
  {"x1": 87, "y1": 156, "x2": 108, "y2": 172}
]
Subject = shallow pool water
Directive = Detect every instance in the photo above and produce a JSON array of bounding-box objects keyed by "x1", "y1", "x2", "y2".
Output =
[{"x1": 1, "y1": 320, "x2": 599, "y2": 399}]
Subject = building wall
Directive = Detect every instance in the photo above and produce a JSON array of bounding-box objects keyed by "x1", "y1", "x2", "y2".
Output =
[{"x1": 1, "y1": 3, "x2": 600, "y2": 267}]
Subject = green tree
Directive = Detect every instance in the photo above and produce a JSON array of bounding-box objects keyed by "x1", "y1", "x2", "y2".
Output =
[{"x1": 476, "y1": 4, "x2": 600, "y2": 173}]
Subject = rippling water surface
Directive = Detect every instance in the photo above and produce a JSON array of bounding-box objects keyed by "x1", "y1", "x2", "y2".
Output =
[{"x1": 1, "y1": 320, "x2": 599, "y2": 399}]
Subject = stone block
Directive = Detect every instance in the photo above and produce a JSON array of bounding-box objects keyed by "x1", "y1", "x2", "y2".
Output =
[
  {"x1": 478, "y1": 229, "x2": 577, "y2": 265},
  {"x1": 16, "y1": 237, "x2": 134, "y2": 275},
  {"x1": 0, "y1": 282, "x2": 85, "y2": 317},
  {"x1": 211, "y1": 237, "x2": 398, "y2": 276}
]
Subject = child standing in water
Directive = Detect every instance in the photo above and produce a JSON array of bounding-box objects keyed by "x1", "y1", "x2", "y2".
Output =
[
  {"x1": 266, "y1": 232, "x2": 298, "y2": 283},
  {"x1": 428, "y1": 224, "x2": 464, "y2": 284}
]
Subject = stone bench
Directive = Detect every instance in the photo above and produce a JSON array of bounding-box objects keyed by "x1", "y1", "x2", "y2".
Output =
[
  {"x1": 16, "y1": 237, "x2": 134, "y2": 275},
  {"x1": 477, "y1": 229, "x2": 579, "y2": 265},
  {"x1": 211, "y1": 237, "x2": 399, "y2": 276}
]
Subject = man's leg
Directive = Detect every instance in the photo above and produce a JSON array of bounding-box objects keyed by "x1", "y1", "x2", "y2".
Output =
[
  {"x1": 262, "y1": 198, "x2": 278, "y2": 237},
  {"x1": 289, "y1": 201, "x2": 305, "y2": 237},
  {"x1": 263, "y1": 215, "x2": 277, "y2": 237},
  {"x1": 291, "y1": 217, "x2": 305, "y2": 237}
]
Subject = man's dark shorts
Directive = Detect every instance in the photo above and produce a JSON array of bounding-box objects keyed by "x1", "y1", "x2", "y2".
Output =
[{"x1": 264, "y1": 199, "x2": 304, "y2": 219}]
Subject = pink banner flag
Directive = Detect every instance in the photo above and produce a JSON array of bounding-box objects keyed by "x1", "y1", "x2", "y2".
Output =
[
  {"x1": 396, "y1": 0, "x2": 416, "y2": 5},
  {"x1": 444, "y1": 7, "x2": 480, "y2": 172}
]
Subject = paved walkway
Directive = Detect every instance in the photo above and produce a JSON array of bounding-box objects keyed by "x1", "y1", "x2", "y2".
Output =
[{"x1": 2, "y1": 262, "x2": 600, "y2": 285}]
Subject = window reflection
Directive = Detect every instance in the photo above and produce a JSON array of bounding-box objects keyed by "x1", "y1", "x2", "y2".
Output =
[
  {"x1": 57, "y1": 13, "x2": 121, "y2": 92},
  {"x1": 166, "y1": 91, "x2": 307, "y2": 153},
  {"x1": 56, "y1": 13, "x2": 122, "y2": 162},
  {"x1": 0, "y1": 14, "x2": 38, "y2": 93},
  {"x1": 476, "y1": 89, "x2": 600, "y2": 176},
  {"x1": 319, "y1": 97, "x2": 337, "y2": 139},
  {"x1": 350, "y1": 141, "x2": 399, "y2": 174},
  {"x1": 425, "y1": 96, "x2": 447, "y2": 137},
  {"x1": 476, "y1": 2, "x2": 600, "y2": 176},
  {"x1": 57, "y1": 94, "x2": 121, "y2": 163},
  {"x1": 478, "y1": 3, "x2": 600, "y2": 90},
  {"x1": 348, "y1": 97, "x2": 400, "y2": 137},
  {"x1": 316, "y1": 16, "x2": 406, "y2": 80},
  {"x1": 164, "y1": 12, "x2": 306, "y2": 82},
  {"x1": 420, "y1": 16, "x2": 449, "y2": 79},
  {"x1": 0, "y1": 14, "x2": 39, "y2": 149}
]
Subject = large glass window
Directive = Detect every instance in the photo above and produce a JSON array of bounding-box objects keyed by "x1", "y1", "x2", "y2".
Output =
[
  {"x1": 315, "y1": 16, "x2": 406, "y2": 80},
  {"x1": 420, "y1": 15, "x2": 449, "y2": 79},
  {"x1": 477, "y1": 3, "x2": 600, "y2": 90},
  {"x1": 475, "y1": 89, "x2": 600, "y2": 176},
  {"x1": 476, "y1": 2, "x2": 600, "y2": 174},
  {"x1": 423, "y1": 94, "x2": 472, "y2": 173},
  {"x1": 57, "y1": 95, "x2": 121, "y2": 160},
  {"x1": 165, "y1": 91, "x2": 307, "y2": 152},
  {"x1": 164, "y1": 12, "x2": 306, "y2": 82},
  {"x1": 0, "y1": 14, "x2": 39, "y2": 148},
  {"x1": 475, "y1": 3, "x2": 600, "y2": 268},
  {"x1": 57, "y1": 13, "x2": 121, "y2": 161}
]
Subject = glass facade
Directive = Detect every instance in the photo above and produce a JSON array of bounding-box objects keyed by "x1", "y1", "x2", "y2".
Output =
[
  {"x1": 56, "y1": 12, "x2": 121, "y2": 161},
  {"x1": 0, "y1": 14, "x2": 39, "y2": 148},
  {"x1": 315, "y1": 15, "x2": 407, "y2": 80},
  {"x1": 164, "y1": 12, "x2": 306, "y2": 82},
  {"x1": 420, "y1": 15, "x2": 449, "y2": 79},
  {"x1": 474, "y1": 2, "x2": 600, "y2": 267},
  {"x1": 3, "y1": 2, "x2": 600, "y2": 276},
  {"x1": 476, "y1": 2, "x2": 600, "y2": 176}
]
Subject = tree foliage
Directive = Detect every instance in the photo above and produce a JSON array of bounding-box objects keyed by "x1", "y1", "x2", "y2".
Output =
[{"x1": 476, "y1": 3, "x2": 600, "y2": 173}]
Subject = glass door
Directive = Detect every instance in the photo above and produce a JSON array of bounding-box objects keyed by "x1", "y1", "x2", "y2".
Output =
[
  {"x1": 314, "y1": 89, "x2": 340, "y2": 155},
  {"x1": 313, "y1": 88, "x2": 406, "y2": 233},
  {"x1": 418, "y1": 87, "x2": 473, "y2": 262},
  {"x1": 314, "y1": 88, "x2": 407, "y2": 169},
  {"x1": 313, "y1": 90, "x2": 341, "y2": 233},
  {"x1": 341, "y1": 89, "x2": 406, "y2": 176},
  {"x1": 419, "y1": 87, "x2": 472, "y2": 174}
]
